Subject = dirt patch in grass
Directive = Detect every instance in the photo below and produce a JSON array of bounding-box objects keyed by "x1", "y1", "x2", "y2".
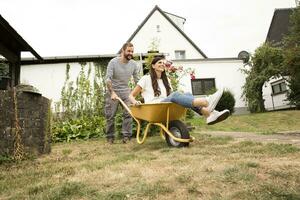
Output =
[{"x1": 199, "y1": 131, "x2": 300, "y2": 147}]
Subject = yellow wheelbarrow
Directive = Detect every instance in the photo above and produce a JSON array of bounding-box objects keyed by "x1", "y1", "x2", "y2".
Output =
[{"x1": 117, "y1": 97, "x2": 194, "y2": 147}]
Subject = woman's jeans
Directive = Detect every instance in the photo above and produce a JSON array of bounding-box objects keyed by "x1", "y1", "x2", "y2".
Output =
[{"x1": 161, "y1": 91, "x2": 202, "y2": 114}]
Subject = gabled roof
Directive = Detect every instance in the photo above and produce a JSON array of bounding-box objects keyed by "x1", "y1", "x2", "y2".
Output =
[
  {"x1": 122, "y1": 5, "x2": 207, "y2": 58},
  {"x1": 0, "y1": 14, "x2": 43, "y2": 61},
  {"x1": 266, "y1": 8, "x2": 293, "y2": 44}
]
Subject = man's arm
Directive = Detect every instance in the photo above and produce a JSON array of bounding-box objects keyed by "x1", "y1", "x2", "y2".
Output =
[
  {"x1": 133, "y1": 62, "x2": 141, "y2": 84},
  {"x1": 106, "y1": 79, "x2": 118, "y2": 100},
  {"x1": 106, "y1": 60, "x2": 118, "y2": 100}
]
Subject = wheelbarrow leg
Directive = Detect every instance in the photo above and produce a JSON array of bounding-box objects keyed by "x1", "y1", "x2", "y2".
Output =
[{"x1": 136, "y1": 122, "x2": 151, "y2": 144}]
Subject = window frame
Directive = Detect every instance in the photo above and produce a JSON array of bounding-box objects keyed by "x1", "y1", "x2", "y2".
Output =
[
  {"x1": 191, "y1": 78, "x2": 216, "y2": 95},
  {"x1": 174, "y1": 50, "x2": 186, "y2": 59},
  {"x1": 271, "y1": 80, "x2": 288, "y2": 96},
  {"x1": 156, "y1": 25, "x2": 161, "y2": 32}
]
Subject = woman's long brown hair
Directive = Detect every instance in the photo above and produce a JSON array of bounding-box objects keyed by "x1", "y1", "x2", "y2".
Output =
[{"x1": 150, "y1": 56, "x2": 171, "y2": 97}]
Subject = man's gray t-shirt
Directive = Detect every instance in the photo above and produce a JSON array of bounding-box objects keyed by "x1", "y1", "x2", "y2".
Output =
[{"x1": 106, "y1": 57, "x2": 140, "y2": 93}]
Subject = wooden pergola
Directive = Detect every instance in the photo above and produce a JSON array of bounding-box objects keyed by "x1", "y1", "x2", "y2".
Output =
[{"x1": 0, "y1": 14, "x2": 43, "y2": 88}]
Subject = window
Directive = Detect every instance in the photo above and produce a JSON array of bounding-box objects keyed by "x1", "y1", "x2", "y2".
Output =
[
  {"x1": 156, "y1": 25, "x2": 160, "y2": 32},
  {"x1": 175, "y1": 50, "x2": 186, "y2": 59},
  {"x1": 271, "y1": 81, "x2": 287, "y2": 95},
  {"x1": 191, "y1": 78, "x2": 215, "y2": 95}
]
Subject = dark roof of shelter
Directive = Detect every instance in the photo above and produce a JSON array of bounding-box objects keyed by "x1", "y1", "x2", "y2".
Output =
[
  {"x1": 0, "y1": 14, "x2": 43, "y2": 60},
  {"x1": 20, "y1": 53, "x2": 159, "y2": 65},
  {"x1": 120, "y1": 5, "x2": 207, "y2": 58},
  {"x1": 266, "y1": 8, "x2": 293, "y2": 43},
  {"x1": 20, "y1": 54, "x2": 115, "y2": 65}
]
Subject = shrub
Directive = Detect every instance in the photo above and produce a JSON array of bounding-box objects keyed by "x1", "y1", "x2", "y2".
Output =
[
  {"x1": 186, "y1": 109, "x2": 195, "y2": 119},
  {"x1": 216, "y1": 89, "x2": 236, "y2": 114},
  {"x1": 52, "y1": 115, "x2": 106, "y2": 142}
]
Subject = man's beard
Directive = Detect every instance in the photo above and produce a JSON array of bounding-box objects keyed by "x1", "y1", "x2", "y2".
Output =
[{"x1": 125, "y1": 54, "x2": 132, "y2": 61}]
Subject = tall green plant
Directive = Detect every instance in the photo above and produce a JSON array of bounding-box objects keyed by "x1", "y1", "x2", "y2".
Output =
[
  {"x1": 242, "y1": 43, "x2": 283, "y2": 113},
  {"x1": 282, "y1": 6, "x2": 300, "y2": 109},
  {"x1": 53, "y1": 61, "x2": 108, "y2": 142},
  {"x1": 0, "y1": 61, "x2": 9, "y2": 78},
  {"x1": 58, "y1": 62, "x2": 108, "y2": 118},
  {"x1": 93, "y1": 60, "x2": 108, "y2": 114},
  {"x1": 59, "y1": 63, "x2": 75, "y2": 117}
]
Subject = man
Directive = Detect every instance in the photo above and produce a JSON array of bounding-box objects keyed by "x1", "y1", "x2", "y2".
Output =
[{"x1": 105, "y1": 42, "x2": 140, "y2": 144}]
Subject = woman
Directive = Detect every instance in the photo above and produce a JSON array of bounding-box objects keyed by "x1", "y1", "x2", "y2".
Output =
[{"x1": 129, "y1": 56, "x2": 230, "y2": 125}]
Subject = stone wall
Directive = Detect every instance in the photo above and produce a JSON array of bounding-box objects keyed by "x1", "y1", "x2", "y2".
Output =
[{"x1": 0, "y1": 88, "x2": 51, "y2": 158}]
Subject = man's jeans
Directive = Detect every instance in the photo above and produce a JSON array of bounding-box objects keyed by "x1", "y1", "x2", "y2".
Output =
[{"x1": 104, "y1": 91, "x2": 132, "y2": 139}]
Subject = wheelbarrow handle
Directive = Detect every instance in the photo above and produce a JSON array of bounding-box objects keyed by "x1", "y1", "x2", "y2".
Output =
[
  {"x1": 116, "y1": 96, "x2": 144, "y2": 143},
  {"x1": 115, "y1": 97, "x2": 133, "y2": 116}
]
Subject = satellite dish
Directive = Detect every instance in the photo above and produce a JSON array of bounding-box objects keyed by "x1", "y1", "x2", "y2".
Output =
[{"x1": 238, "y1": 51, "x2": 250, "y2": 63}]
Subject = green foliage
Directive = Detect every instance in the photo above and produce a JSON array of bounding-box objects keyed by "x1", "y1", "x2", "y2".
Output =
[
  {"x1": 0, "y1": 61, "x2": 9, "y2": 78},
  {"x1": 186, "y1": 109, "x2": 195, "y2": 119},
  {"x1": 0, "y1": 155, "x2": 13, "y2": 165},
  {"x1": 148, "y1": 37, "x2": 160, "y2": 52},
  {"x1": 53, "y1": 60, "x2": 109, "y2": 142},
  {"x1": 242, "y1": 43, "x2": 284, "y2": 113},
  {"x1": 52, "y1": 115, "x2": 106, "y2": 142},
  {"x1": 282, "y1": 6, "x2": 300, "y2": 109},
  {"x1": 216, "y1": 89, "x2": 236, "y2": 114},
  {"x1": 93, "y1": 60, "x2": 108, "y2": 113},
  {"x1": 144, "y1": 53, "x2": 156, "y2": 72}
]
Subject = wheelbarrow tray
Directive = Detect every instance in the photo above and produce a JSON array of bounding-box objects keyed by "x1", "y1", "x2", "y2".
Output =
[{"x1": 129, "y1": 102, "x2": 186, "y2": 123}]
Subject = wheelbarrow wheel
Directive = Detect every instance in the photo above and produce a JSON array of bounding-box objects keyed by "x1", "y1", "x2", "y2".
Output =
[{"x1": 166, "y1": 120, "x2": 190, "y2": 147}]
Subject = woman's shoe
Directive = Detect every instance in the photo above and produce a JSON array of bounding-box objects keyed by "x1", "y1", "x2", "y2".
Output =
[
  {"x1": 206, "y1": 109, "x2": 230, "y2": 125},
  {"x1": 207, "y1": 89, "x2": 224, "y2": 112}
]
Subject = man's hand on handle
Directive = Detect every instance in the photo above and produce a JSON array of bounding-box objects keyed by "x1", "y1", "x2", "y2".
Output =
[{"x1": 111, "y1": 92, "x2": 118, "y2": 100}]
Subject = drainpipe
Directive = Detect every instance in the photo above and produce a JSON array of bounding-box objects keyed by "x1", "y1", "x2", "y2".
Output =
[
  {"x1": 139, "y1": 53, "x2": 143, "y2": 75},
  {"x1": 271, "y1": 94, "x2": 275, "y2": 110}
]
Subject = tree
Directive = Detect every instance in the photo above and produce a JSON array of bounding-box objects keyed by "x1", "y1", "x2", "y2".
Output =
[
  {"x1": 242, "y1": 43, "x2": 283, "y2": 113},
  {"x1": 282, "y1": 6, "x2": 300, "y2": 109}
]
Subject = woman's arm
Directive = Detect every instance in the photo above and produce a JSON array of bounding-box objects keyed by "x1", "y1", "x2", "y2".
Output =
[{"x1": 129, "y1": 85, "x2": 142, "y2": 105}]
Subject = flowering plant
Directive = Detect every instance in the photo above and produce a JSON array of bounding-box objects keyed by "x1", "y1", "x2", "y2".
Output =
[
  {"x1": 164, "y1": 61, "x2": 195, "y2": 90},
  {"x1": 189, "y1": 69, "x2": 196, "y2": 80}
]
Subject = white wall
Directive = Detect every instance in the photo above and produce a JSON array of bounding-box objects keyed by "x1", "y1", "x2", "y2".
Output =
[
  {"x1": 21, "y1": 60, "x2": 143, "y2": 106},
  {"x1": 173, "y1": 59, "x2": 248, "y2": 113},
  {"x1": 21, "y1": 62, "x2": 91, "y2": 103},
  {"x1": 262, "y1": 77, "x2": 292, "y2": 110},
  {"x1": 132, "y1": 10, "x2": 204, "y2": 60}
]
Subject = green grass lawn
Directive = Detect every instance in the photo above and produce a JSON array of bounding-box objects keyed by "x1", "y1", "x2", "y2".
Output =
[
  {"x1": 1, "y1": 110, "x2": 300, "y2": 199},
  {"x1": 188, "y1": 110, "x2": 300, "y2": 134}
]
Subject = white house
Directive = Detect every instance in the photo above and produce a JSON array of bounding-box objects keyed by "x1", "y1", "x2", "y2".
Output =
[
  {"x1": 122, "y1": 5, "x2": 248, "y2": 114},
  {"x1": 263, "y1": 76, "x2": 292, "y2": 110},
  {"x1": 125, "y1": 5, "x2": 207, "y2": 60}
]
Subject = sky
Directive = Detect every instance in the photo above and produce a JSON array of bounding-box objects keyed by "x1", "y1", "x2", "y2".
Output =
[{"x1": 0, "y1": 0, "x2": 297, "y2": 58}]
